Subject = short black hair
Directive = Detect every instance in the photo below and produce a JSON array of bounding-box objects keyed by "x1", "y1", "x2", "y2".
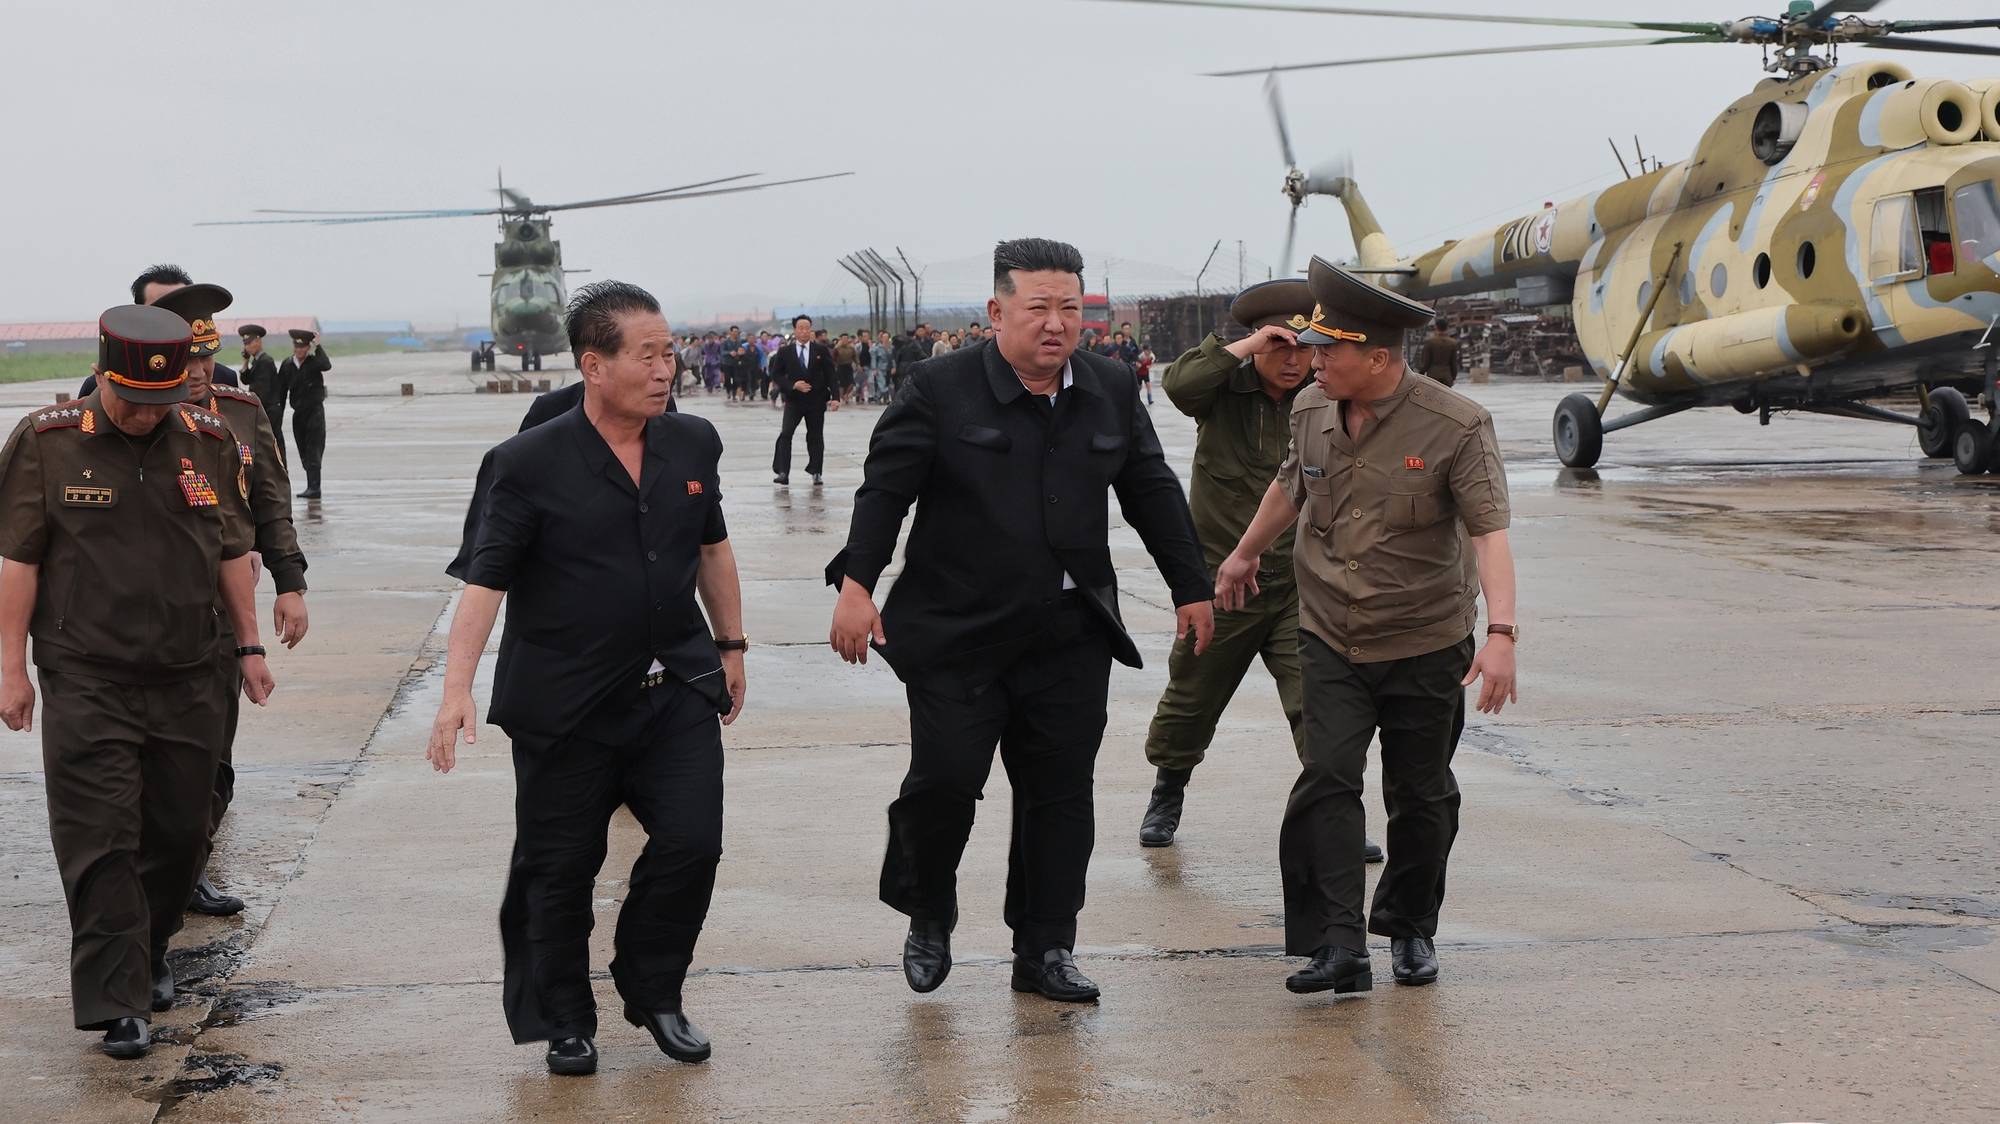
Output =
[
  {"x1": 793, "y1": 314, "x2": 813, "y2": 328},
  {"x1": 131, "y1": 263, "x2": 192, "y2": 304},
  {"x1": 993, "y1": 238, "x2": 1085, "y2": 295},
  {"x1": 565, "y1": 280, "x2": 660, "y2": 360}
]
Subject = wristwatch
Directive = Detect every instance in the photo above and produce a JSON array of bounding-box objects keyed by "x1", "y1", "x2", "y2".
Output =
[
  {"x1": 714, "y1": 636, "x2": 750, "y2": 652},
  {"x1": 1485, "y1": 624, "x2": 1518, "y2": 642},
  {"x1": 235, "y1": 645, "x2": 267, "y2": 658}
]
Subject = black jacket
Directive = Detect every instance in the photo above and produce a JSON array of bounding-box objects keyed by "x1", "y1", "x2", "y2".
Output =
[
  {"x1": 240, "y1": 353, "x2": 281, "y2": 405},
  {"x1": 767, "y1": 339, "x2": 834, "y2": 408},
  {"x1": 78, "y1": 361, "x2": 237, "y2": 400},
  {"x1": 827, "y1": 340, "x2": 1211, "y2": 686},
  {"x1": 519, "y1": 382, "x2": 675, "y2": 432},
  {"x1": 278, "y1": 347, "x2": 331, "y2": 411},
  {"x1": 453, "y1": 402, "x2": 728, "y2": 737}
]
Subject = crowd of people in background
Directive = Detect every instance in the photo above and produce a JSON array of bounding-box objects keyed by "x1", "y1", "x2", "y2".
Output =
[{"x1": 670, "y1": 318, "x2": 1158, "y2": 406}]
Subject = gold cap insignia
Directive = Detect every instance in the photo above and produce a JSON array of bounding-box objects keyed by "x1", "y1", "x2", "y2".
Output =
[
  {"x1": 1286, "y1": 314, "x2": 1309, "y2": 330},
  {"x1": 148, "y1": 354, "x2": 168, "y2": 371}
]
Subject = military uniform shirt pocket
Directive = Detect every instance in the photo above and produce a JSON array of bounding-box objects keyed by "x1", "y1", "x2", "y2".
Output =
[{"x1": 1385, "y1": 474, "x2": 1445, "y2": 532}]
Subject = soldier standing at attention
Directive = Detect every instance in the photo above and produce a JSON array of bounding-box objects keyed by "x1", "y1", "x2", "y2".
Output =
[
  {"x1": 237, "y1": 325, "x2": 287, "y2": 456},
  {"x1": 1215, "y1": 258, "x2": 1517, "y2": 997},
  {"x1": 153, "y1": 285, "x2": 311, "y2": 917},
  {"x1": 1413, "y1": 317, "x2": 1462, "y2": 388},
  {"x1": 279, "y1": 328, "x2": 331, "y2": 498},
  {"x1": 0, "y1": 305, "x2": 274, "y2": 1058},
  {"x1": 1137, "y1": 280, "x2": 1382, "y2": 864}
]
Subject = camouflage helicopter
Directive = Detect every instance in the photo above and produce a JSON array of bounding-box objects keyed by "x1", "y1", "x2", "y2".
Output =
[
  {"x1": 1123, "y1": 0, "x2": 2000, "y2": 474},
  {"x1": 199, "y1": 170, "x2": 850, "y2": 372}
]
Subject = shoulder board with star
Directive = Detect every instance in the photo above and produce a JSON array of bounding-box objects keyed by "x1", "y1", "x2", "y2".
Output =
[
  {"x1": 211, "y1": 384, "x2": 262, "y2": 407},
  {"x1": 176, "y1": 404, "x2": 231, "y2": 440},
  {"x1": 31, "y1": 403, "x2": 91, "y2": 433}
]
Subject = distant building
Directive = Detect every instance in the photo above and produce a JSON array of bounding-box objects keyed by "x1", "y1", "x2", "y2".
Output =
[{"x1": 0, "y1": 317, "x2": 323, "y2": 355}]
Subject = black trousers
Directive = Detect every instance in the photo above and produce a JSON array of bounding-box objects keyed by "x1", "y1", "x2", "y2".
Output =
[
  {"x1": 292, "y1": 405, "x2": 325, "y2": 488},
  {"x1": 39, "y1": 668, "x2": 225, "y2": 1028},
  {"x1": 499, "y1": 679, "x2": 724, "y2": 1043},
  {"x1": 265, "y1": 404, "x2": 287, "y2": 459},
  {"x1": 1280, "y1": 631, "x2": 1473, "y2": 956},
  {"x1": 207, "y1": 644, "x2": 240, "y2": 847},
  {"x1": 772, "y1": 401, "x2": 825, "y2": 476},
  {"x1": 880, "y1": 598, "x2": 1111, "y2": 957}
]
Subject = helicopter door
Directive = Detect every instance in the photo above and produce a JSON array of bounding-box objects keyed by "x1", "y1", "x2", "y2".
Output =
[
  {"x1": 1869, "y1": 194, "x2": 1927, "y2": 334},
  {"x1": 1954, "y1": 181, "x2": 2000, "y2": 278}
]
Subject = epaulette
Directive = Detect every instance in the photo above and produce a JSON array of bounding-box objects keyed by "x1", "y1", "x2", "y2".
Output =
[
  {"x1": 1291, "y1": 382, "x2": 1331, "y2": 415},
  {"x1": 211, "y1": 384, "x2": 262, "y2": 406},
  {"x1": 31, "y1": 403, "x2": 92, "y2": 433},
  {"x1": 1407, "y1": 381, "x2": 1488, "y2": 428},
  {"x1": 176, "y1": 403, "x2": 231, "y2": 440}
]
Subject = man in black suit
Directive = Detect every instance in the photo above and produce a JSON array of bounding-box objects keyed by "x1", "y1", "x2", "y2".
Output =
[
  {"x1": 767, "y1": 314, "x2": 836, "y2": 486},
  {"x1": 237, "y1": 325, "x2": 284, "y2": 452},
  {"x1": 429, "y1": 281, "x2": 746, "y2": 1077},
  {"x1": 827, "y1": 238, "x2": 1215, "y2": 1004},
  {"x1": 280, "y1": 329, "x2": 332, "y2": 498}
]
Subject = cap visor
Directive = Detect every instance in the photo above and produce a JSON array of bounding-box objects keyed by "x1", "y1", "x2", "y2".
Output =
[
  {"x1": 1294, "y1": 325, "x2": 1346, "y2": 346},
  {"x1": 110, "y1": 382, "x2": 190, "y2": 405}
]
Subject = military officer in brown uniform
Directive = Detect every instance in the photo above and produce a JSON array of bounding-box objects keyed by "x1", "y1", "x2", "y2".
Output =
[
  {"x1": 0, "y1": 305, "x2": 276, "y2": 1058},
  {"x1": 1412, "y1": 318, "x2": 1462, "y2": 388},
  {"x1": 1216, "y1": 257, "x2": 1517, "y2": 997},
  {"x1": 153, "y1": 285, "x2": 311, "y2": 917},
  {"x1": 1138, "y1": 279, "x2": 1379, "y2": 864}
]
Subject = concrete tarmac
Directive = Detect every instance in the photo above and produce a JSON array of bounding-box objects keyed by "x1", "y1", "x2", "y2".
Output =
[{"x1": 0, "y1": 352, "x2": 1995, "y2": 1122}]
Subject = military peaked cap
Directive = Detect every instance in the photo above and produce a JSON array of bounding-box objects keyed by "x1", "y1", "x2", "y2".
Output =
[
  {"x1": 1228, "y1": 278, "x2": 1314, "y2": 333},
  {"x1": 1294, "y1": 256, "x2": 1435, "y2": 347},
  {"x1": 99, "y1": 305, "x2": 193, "y2": 404},
  {"x1": 151, "y1": 282, "x2": 234, "y2": 357}
]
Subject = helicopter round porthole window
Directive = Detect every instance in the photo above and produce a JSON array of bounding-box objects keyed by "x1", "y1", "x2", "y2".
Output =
[
  {"x1": 1797, "y1": 241, "x2": 1817, "y2": 279},
  {"x1": 1711, "y1": 263, "x2": 1728, "y2": 297},
  {"x1": 1753, "y1": 252, "x2": 1772, "y2": 289},
  {"x1": 1637, "y1": 281, "x2": 1652, "y2": 310}
]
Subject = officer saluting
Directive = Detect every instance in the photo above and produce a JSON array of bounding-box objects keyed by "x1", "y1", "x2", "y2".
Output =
[
  {"x1": 1216, "y1": 257, "x2": 1518, "y2": 996},
  {"x1": 237, "y1": 324, "x2": 287, "y2": 455},
  {"x1": 153, "y1": 285, "x2": 310, "y2": 917},
  {"x1": 1138, "y1": 279, "x2": 1379, "y2": 865},
  {"x1": 0, "y1": 305, "x2": 274, "y2": 1058},
  {"x1": 279, "y1": 328, "x2": 331, "y2": 498}
]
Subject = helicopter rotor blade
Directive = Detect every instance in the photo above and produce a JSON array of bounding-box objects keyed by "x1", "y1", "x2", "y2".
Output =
[
  {"x1": 527, "y1": 173, "x2": 771, "y2": 212},
  {"x1": 1855, "y1": 34, "x2": 2000, "y2": 57},
  {"x1": 1806, "y1": 0, "x2": 1882, "y2": 24},
  {"x1": 195, "y1": 209, "x2": 498, "y2": 226},
  {"x1": 1206, "y1": 34, "x2": 1723, "y2": 78},
  {"x1": 1887, "y1": 19, "x2": 2000, "y2": 33},
  {"x1": 1280, "y1": 205, "x2": 1298, "y2": 279},
  {"x1": 1264, "y1": 73, "x2": 1297, "y2": 170},
  {"x1": 1089, "y1": 0, "x2": 1720, "y2": 36},
  {"x1": 540, "y1": 172, "x2": 855, "y2": 214}
]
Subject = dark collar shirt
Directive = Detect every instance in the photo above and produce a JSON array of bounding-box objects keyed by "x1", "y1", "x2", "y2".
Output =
[{"x1": 453, "y1": 402, "x2": 729, "y2": 737}]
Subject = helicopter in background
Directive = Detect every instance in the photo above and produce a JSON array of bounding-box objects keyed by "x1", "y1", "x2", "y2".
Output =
[
  {"x1": 1128, "y1": 0, "x2": 2000, "y2": 474},
  {"x1": 200, "y1": 169, "x2": 850, "y2": 372}
]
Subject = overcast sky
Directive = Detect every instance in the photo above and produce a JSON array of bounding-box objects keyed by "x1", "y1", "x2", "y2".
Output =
[{"x1": 4, "y1": 0, "x2": 1997, "y2": 325}]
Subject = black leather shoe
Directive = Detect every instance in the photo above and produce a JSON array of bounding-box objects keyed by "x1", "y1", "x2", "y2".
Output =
[
  {"x1": 101, "y1": 1017, "x2": 150, "y2": 1059},
  {"x1": 545, "y1": 1036, "x2": 598, "y2": 1076},
  {"x1": 189, "y1": 874, "x2": 245, "y2": 916},
  {"x1": 150, "y1": 954, "x2": 174, "y2": 1012},
  {"x1": 903, "y1": 917, "x2": 953, "y2": 994},
  {"x1": 1363, "y1": 839, "x2": 1385, "y2": 864},
  {"x1": 811, "y1": 474, "x2": 824, "y2": 487},
  {"x1": 1010, "y1": 949, "x2": 1100, "y2": 1003},
  {"x1": 297, "y1": 486, "x2": 321, "y2": 499},
  {"x1": 1286, "y1": 946, "x2": 1372, "y2": 995},
  {"x1": 773, "y1": 474, "x2": 789, "y2": 486},
  {"x1": 624, "y1": 1005, "x2": 711, "y2": 1063},
  {"x1": 1391, "y1": 937, "x2": 1439, "y2": 985},
  {"x1": 1138, "y1": 766, "x2": 1192, "y2": 847}
]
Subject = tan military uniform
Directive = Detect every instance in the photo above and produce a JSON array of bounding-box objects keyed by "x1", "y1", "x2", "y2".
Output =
[
  {"x1": 1276, "y1": 368, "x2": 1511, "y2": 960},
  {"x1": 0, "y1": 394, "x2": 254, "y2": 1028},
  {"x1": 197, "y1": 384, "x2": 305, "y2": 846},
  {"x1": 1413, "y1": 331, "x2": 1462, "y2": 387}
]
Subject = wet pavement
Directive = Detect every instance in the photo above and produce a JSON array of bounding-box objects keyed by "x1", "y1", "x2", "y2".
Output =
[{"x1": 0, "y1": 353, "x2": 1995, "y2": 1122}]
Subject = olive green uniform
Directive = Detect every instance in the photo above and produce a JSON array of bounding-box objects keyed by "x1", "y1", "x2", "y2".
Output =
[
  {"x1": 1277, "y1": 370, "x2": 1509, "y2": 956},
  {"x1": 1412, "y1": 329, "x2": 1462, "y2": 388},
  {"x1": 0, "y1": 395, "x2": 254, "y2": 1028},
  {"x1": 1144, "y1": 334, "x2": 1306, "y2": 770},
  {"x1": 198, "y1": 385, "x2": 305, "y2": 847}
]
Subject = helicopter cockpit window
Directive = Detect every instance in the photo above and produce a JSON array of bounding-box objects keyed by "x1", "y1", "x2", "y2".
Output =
[
  {"x1": 1953, "y1": 181, "x2": 2000, "y2": 276},
  {"x1": 1869, "y1": 195, "x2": 1922, "y2": 284},
  {"x1": 1914, "y1": 187, "x2": 1954, "y2": 275}
]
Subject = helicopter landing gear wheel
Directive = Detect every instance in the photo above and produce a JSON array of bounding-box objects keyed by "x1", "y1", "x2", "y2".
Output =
[
  {"x1": 1918, "y1": 387, "x2": 1969, "y2": 459},
  {"x1": 470, "y1": 351, "x2": 480, "y2": 371},
  {"x1": 1951, "y1": 419, "x2": 1995, "y2": 476},
  {"x1": 1553, "y1": 393, "x2": 1604, "y2": 469}
]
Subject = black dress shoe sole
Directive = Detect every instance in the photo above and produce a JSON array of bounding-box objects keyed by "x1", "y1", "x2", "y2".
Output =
[
  {"x1": 1138, "y1": 833, "x2": 1175, "y2": 848},
  {"x1": 101, "y1": 1040, "x2": 150, "y2": 1060},
  {"x1": 1392, "y1": 970, "x2": 1438, "y2": 987},
  {"x1": 546, "y1": 1055, "x2": 598, "y2": 1076},
  {"x1": 1285, "y1": 966, "x2": 1374, "y2": 995},
  {"x1": 623, "y1": 1007, "x2": 711, "y2": 1064},
  {"x1": 1363, "y1": 848, "x2": 1385, "y2": 864},
  {"x1": 189, "y1": 895, "x2": 245, "y2": 916},
  {"x1": 904, "y1": 957, "x2": 950, "y2": 994}
]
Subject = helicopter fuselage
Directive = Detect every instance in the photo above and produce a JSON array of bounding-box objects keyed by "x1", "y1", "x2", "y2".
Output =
[
  {"x1": 1372, "y1": 61, "x2": 2000, "y2": 411},
  {"x1": 489, "y1": 217, "x2": 570, "y2": 359}
]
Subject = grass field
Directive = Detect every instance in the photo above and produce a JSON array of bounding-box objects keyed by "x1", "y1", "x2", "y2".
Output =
[{"x1": 0, "y1": 338, "x2": 415, "y2": 386}]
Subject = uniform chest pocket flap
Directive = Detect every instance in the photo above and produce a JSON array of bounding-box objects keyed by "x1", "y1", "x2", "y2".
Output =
[
  {"x1": 957, "y1": 424, "x2": 1012, "y2": 452},
  {"x1": 1088, "y1": 433, "x2": 1128, "y2": 454},
  {"x1": 1386, "y1": 474, "x2": 1446, "y2": 532}
]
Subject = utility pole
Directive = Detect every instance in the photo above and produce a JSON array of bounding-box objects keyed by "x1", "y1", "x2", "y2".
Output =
[
  {"x1": 1237, "y1": 239, "x2": 1245, "y2": 290},
  {"x1": 1193, "y1": 239, "x2": 1221, "y2": 342}
]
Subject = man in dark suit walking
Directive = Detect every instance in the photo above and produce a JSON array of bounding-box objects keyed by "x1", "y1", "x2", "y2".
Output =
[
  {"x1": 430, "y1": 281, "x2": 746, "y2": 1076},
  {"x1": 279, "y1": 329, "x2": 332, "y2": 498},
  {"x1": 767, "y1": 314, "x2": 835, "y2": 486},
  {"x1": 827, "y1": 238, "x2": 1215, "y2": 1004}
]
